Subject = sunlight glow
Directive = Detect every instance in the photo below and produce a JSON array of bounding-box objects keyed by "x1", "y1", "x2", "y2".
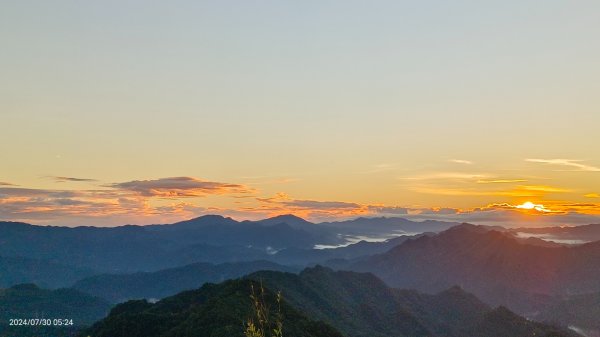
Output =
[{"x1": 516, "y1": 201, "x2": 550, "y2": 212}]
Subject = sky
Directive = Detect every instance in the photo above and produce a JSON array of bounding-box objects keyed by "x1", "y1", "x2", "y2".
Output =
[{"x1": 1, "y1": 0, "x2": 599, "y2": 227}]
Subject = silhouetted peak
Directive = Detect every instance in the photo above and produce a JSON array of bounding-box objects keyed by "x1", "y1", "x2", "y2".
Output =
[
  {"x1": 487, "y1": 306, "x2": 519, "y2": 319},
  {"x1": 0, "y1": 221, "x2": 34, "y2": 229},
  {"x1": 258, "y1": 214, "x2": 313, "y2": 227},
  {"x1": 10, "y1": 283, "x2": 40, "y2": 291},
  {"x1": 268, "y1": 214, "x2": 307, "y2": 222},
  {"x1": 192, "y1": 214, "x2": 230, "y2": 221},
  {"x1": 173, "y1": 215, "x2": 237, "y2": 227},
  {"x1": 441, "y1": 285, "x2": 465, "y2": 294},
  {"x1": 300, "y1": 265, "x2": 334, "y2": 276},
  {"x1": 441, "y1": 223, "x2": 508, "y2": 238}
]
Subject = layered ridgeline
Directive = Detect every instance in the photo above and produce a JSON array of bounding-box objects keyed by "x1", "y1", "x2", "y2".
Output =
[
  {"x1": 349, "y1": 224, "x2": 600, "y2": 315},
  {"x1": 81, "y1": 279, "x2": 344, "y2": 337},
  {"x1": 510, "y1": 223, "x2": 600, "y2": 244},
  {"x1": 84, "y1": 267, "x2": 576, "y2": 337},
  {"x1": 73, "y1": 260, "x2": 299, "y2": 303},
  {"x1": 0, "y1": 216, "x2": 454, "y2": 287},
  {"x1": 0, "y1": 256, "x2": 94, "y2": 288},
  {"x1": 0, "y1": 284, "x2": 111, "y2": 337},
  {"x1": 537, "y1": 292, "x2": 600, "y2": 336},
  {"x1": 72, "y1": 234, "x2": 433, "y2": 304}
]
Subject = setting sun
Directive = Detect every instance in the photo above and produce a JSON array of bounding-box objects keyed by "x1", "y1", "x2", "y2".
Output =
[
  {"x1": 517, "y1": 201, "x2": 536, "y2": 210},
  {"x1": 516, "y1": 201, "x2": 550, "y2": 212}
]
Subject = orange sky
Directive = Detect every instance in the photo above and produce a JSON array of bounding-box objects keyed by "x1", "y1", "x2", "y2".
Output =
[{"x1": 1, "y1": 1, "x2": 599, "y2": 227}]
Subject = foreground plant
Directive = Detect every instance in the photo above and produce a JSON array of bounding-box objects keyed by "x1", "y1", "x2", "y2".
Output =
[{"x1": 244, "y1": 283, "x2": 283, "y2": 337}]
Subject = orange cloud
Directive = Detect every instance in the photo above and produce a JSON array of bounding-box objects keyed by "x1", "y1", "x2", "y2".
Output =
[{"x1": 0, "y1": 176, "x2": 255, "y2": 225}]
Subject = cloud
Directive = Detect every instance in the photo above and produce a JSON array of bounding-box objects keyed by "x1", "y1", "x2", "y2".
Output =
[
  {"x1": 477, "y1": 179, "x2": 527, "y2": 184},
  {"x1": 253, "y1": 193, "x2": 370, "y2": 220},
  {"x1": 400, "y1": 172, "x2": 489, "y2": 181},
  {"x1": 400, "y1": 202, "x2": 600, "y2": 227},
  {"x1": 50, "y1": 176, "x2": 98, "y2": 183},
  {"x1": 416, "y1": 207, "x2": 460, "y2": 215},
  {"x1": 0, "y1": 181, "x2": 16, "y2": 186},
  {"x1": 449, "y1": 159, "x2": 473, "y2": 165},
  {"x1": 410, "y1": 184, "x2": 568, "y2": 198},
  {"x1": 526, "y1": 159, "x2": 600, "y2": 172},
  {"x1": 367, "y1": 206, "x2": 410, "y2": 215},
  {"x1": 0, "y1": 187, "x2": 134, "y2": 222},
  {"x1": 110, "y1": 177, "x2": 254, "y2": 198},
  {"x1": 363, "y1": 163, "x2": 398, "y2": 174},
  {"x1": 585, "y1": 193, "x2": 600, "y2": 198},
  {"x1": 0, "y1": 176, "x2": 255, "y2": 225}
]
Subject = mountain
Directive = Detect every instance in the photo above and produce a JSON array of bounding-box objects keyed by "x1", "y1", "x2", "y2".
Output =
[
  {"x1": 0, "y1": 283, "x2": 111, "y2": 337},
  {"x1": 273, "y1": 233, "x2": 431, "y2": 265},
  {"x1": 80, "y1": 279, "x2": 343, "y2": 337},
  {"x1": 147, "y1": 215, "x2": 321, "y2": 249},
  {"x1": 254, "y1": 214, "x2": 315, "y2": 229},
  {"x1": 536, "y1": 292, "x2": 600, "y2": 337},
  {"x1": 72, "y1": 234, "x2": 438, "y2": 304},
  {"x1": 320, "y1": 217, "x2": 459, "y2": 236},
  {"x1": 84, "y1": 266, "x2": 576, "y2": 337},
  {"x1": 350, "y1": 224, "x2": 600, "y2": 314},
  {"x1": 0, "y1": 221, "x2": 175, "y2": 273},
  {"x1": 0, "y1": 255, "x2": 94, "y2": 288},
  {"x1": 0, "y1": 216, "x2": 458, "y2": 275},
  {"x1": 73, "y1": 260, "x2": 299, "y2": 303},
  {"x1": 246, "y1": 266, "x2": 575, "y2": 337},
  {"x1": 511, "y1": 223, "x2": 600, "y2": 244},
  {"x1": 72, "y1": 235, "x2": 435, "y2": 303},
  {"x1": 0, "y1": 218, "x2": 318, "y2": 273}
]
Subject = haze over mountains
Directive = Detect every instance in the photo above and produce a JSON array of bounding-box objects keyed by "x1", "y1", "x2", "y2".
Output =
[
  {"x1": 2, "y1": 215, "x2": 600, "y2": 337},
  {"x1": 0, "y1": 283, "x2": 111, "y2": 337},
  {"x1": 0, "y1": 216, "x2": 456, "y2": 276},
  {"x1": 84, "y1": 267, "x2": 577, "y2": 337},
  {"x1": 349, "y1": 224, "x2": 600, "y2": 314}
]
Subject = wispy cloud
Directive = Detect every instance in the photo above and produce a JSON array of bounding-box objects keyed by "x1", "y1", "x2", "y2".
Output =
[
  {"x1": 109, "y1": 177, "x2": 254, "y2": 198},
  {"x1": 411, "y1": 184, "x2": 569, "y2": 197},
  {"x1": 0, "y1": 181, "x2": 16, "y2": 186},
  {"x1": 254, "y1": 193, "x2": 369, "y2": 219},
  {"x1": 449, "y1": 159, "x2": 473, "y2": 165},
  {"x1": 49, "y1": 176, "x2": 98, "y2": 183},
  {"x1": 476, "y1": 179, "x2": 528, "y2": 184},
  {"x1": 526, "y1": 159, "x2": 600, "y2": 172},
  {"x1": 585, "y1": 193, "x2": 600, "y2": 198},
  {"x1": 362, "y1": 163, "x2": 397, "y2": 174},
  {"x1": 400, "y1": 172, "x2": 488, "y2": 181}
]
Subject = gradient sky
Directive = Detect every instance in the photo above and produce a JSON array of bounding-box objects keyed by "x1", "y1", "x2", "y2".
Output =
[{"x1": 1, "y1": 1, "x2": 599, "y2": 226}]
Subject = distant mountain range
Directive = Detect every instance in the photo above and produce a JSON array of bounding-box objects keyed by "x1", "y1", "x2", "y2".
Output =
[
  {"x1": 0, "y1": 255, "x2": 94, "y2": 288},
  {"x1": 0, "y1": 283, "x2": 111, "y2": 337},
  {"x1": 71, "y1": 234, "x2": 437, "y2": 304},
  {"x1": 3, "y1": 215, "x2": 600, "y2": 336},
  {"x1": 349, "y1": 223, "x2": 600, "y2": 315},
  {"x1": 537, "y1": 291, "x2": 600, "y2": 337},
  {"x1": 73, "y1": 260, "x2": 298, "y2": 303},
  {"x1": 510, "y1": 223, "x2": 600, "y2": 244},
  {"x1": 0, "y1": 216, "x2": 457, "y2": 278},
  {"x1": 83, "y1": 266, "x2": 577, "y2": 337}
]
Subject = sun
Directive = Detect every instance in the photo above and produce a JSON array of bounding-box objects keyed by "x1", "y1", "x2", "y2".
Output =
[
  {"x1": 517, "y1": 201, "x2": 536, "y2": 210},
  {"x1": 516, "y1": 201, "x2": 550, "y2": 212}
]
